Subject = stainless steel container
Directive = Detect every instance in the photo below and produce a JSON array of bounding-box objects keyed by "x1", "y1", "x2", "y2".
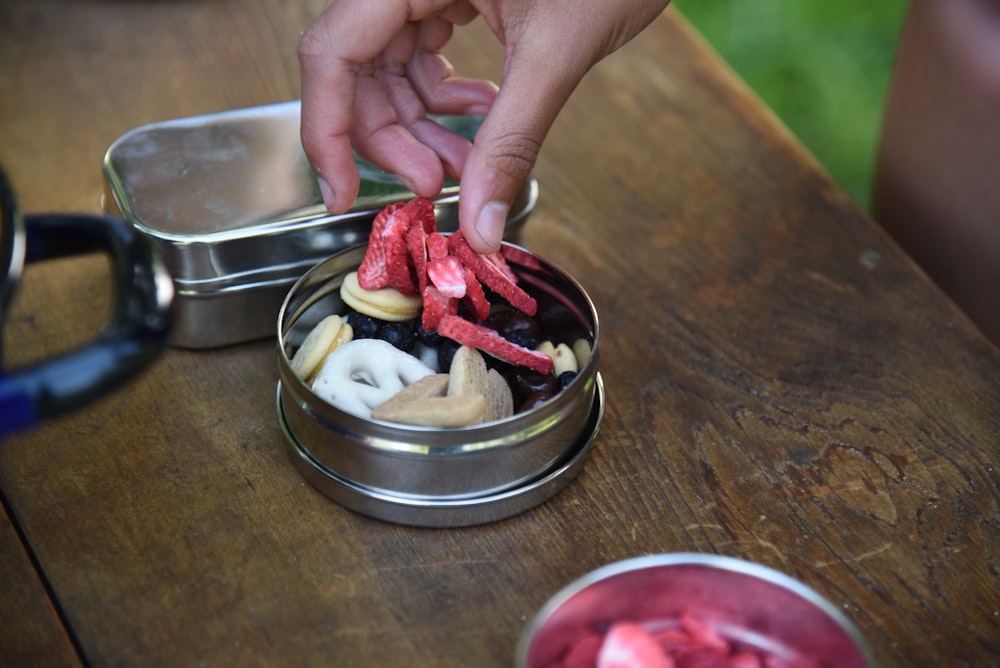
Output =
[
  {"x1": 276, "y1": 242, "x2": 602, "y2": 527},
  {"x1": 517, "y1": 553, "x2": 876, "y2": 668},
  {"x1": 103, "y1": 101, "x2": 536, "y2": 348}
]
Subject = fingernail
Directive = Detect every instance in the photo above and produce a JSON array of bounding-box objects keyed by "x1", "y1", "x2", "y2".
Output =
[
  {"x1": 398, "y1": 176, "x2": 418, "y2": 195},
  {"x1": 476, "y1": 201, "x2": 508, "y2": 251},
  {"x1": 317, "y1": 176, "x2": 336, "y2": 210}
]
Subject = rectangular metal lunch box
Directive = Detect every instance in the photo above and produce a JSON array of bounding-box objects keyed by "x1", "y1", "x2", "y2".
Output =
[{"x1": 102, "y1": 101, "x2": 537, "y2": 348}]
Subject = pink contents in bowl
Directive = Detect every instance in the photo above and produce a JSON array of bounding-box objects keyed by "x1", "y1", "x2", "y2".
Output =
[{"x1": 517, "y1": 554, "x2": 874, "y2": 668}]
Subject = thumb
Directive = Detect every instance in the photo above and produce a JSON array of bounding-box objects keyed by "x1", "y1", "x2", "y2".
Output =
[{"x1": 458, "y1": 54, "x2": 580, "y2": 254}]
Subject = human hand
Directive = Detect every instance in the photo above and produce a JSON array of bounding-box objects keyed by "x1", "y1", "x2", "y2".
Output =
[{"x1": 299, "y1": 0, "x2": 670, "y2": 253}]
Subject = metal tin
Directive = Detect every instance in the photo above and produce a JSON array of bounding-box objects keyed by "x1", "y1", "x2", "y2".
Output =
[
  {"x1": 102, "y1": 101, "x2": 537, "y2": 348},
  {"x1": 276, "y1": 242, "x2": 602, "y2": 526},
  {"x1": 517, "y1": 554, "x2": 876, "y2": 668},
  {"x1": 280, "y1": 375, "x2": 603, "y2": 528}
]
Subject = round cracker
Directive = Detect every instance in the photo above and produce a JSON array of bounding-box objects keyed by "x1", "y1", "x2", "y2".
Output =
[
  {"x1": 340, "y1": 271, "x2": 421, "y2": 322},
  {"x1": 290, "y1": 315, "x2": 346, "y2": 381}
]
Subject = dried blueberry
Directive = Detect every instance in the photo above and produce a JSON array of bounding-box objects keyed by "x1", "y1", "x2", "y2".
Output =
[
  {"x1": 484, "y1": 308, "x2": 541, "y2": 343},
  {"x1": 557, "y1": 371, "x2": 578, "y2": 390},
  {"x1": 345, "y1": 309, "x2": 380, "y2": 339},
  {"x1": 505, "y1": 328, "x2": 540, "y2": 350},
  {"x1": 379, "y1": 320, "x2": 417, "y2": 352},
  {"x1": 436, "y1": 338, "x2": 461, "y2": 371},
  {"x1": 416, "y1": 324, "x2": 445, "y2": 347}
]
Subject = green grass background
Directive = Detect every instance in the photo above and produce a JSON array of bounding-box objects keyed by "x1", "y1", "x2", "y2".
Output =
[{"x1": 675, "y1": 0, "x2": 908, "y2": 208}]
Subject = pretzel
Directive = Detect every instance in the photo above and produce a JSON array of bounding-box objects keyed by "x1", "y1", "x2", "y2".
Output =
[{"x1": 311, "y1": 339, "x2": 434, "y2": 418}]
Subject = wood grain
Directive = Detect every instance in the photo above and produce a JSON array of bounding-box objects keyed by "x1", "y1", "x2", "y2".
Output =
[{"x1": 1, "y1": 2, "x2": 997, "y2": 667}]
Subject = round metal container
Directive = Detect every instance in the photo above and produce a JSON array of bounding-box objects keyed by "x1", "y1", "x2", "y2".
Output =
[
  {"x1": 276, "y1": 241, "x2": 602, "y2": 525},
  {"x1": 517, "y1": 553, "x2": 875, "y2": 668}
]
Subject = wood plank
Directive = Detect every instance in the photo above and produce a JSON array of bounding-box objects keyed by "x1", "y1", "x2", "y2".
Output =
[
  {"x1": 0, "y1": 2, "x2": 997, "y2": 666},
  {"x1": 0, "y1": 501, "x2": 81, "y2": 667}
]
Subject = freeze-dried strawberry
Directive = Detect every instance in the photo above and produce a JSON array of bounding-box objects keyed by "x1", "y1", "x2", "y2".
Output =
[
  {"x1": 482, "y1": 248, "x2": 518, "y2": 284},
  {"x1": 357, "y1": 201, "x2": 405, "y2": 289},
  {"x1": 654, "y1": 628, "x2": 695, "y2": 655},
  {"x1": 426, "y1": 232, "x2": 449, "y2": 261},
  {"x1": 448, "y1": 232, "x2": 537, "y2": 316},
  {"x1": 406, "y1": 218, "x2": 430, "y2": 293},
  {"x1": 427, "y1": 256, "x2": 466, "y2": 299},
  {"x1": 437, "y1": 316, "x2": 553, "y2": 374},
  {"x1": 462, "y1": 266, "x2": 490, "y2": 321},
  {"x1": 724, "y1": 653, "x2": 763, "y2": 668},
  {"x1": 597, "y1": 622, "x2": 673, "y2": 668},
  {"x1": 421, "y1": 285, "x2": 458, "y2": 331},
  {"x1": 404, "y1": 197, "x2": 437, "y2": 234},
  {"x1": 679, "y1": 615, "x2": 729, "y2": 655},
  {"x1": 500, "y1": 244, "x2": 545, "y2": 271},
  {"x1": 384, "y1": 211, "x2": 416, "y2": 295},
  {"x1": 561, "y1": 633, "x2": 605, "y2": 668},
  {"x1": 673, "y1": 647, "x2": 730, "y2": 668}
]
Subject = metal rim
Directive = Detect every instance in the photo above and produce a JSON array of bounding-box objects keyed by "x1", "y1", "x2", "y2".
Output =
[
  {"x1": 278, "y1": 373, "x2": 604, "y2": 528},
  {"x1": 515, "y1": 552, "x2": 876, "y2": 668}
]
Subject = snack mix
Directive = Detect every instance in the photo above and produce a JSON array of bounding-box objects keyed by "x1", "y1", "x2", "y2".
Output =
[{"x1": 289, "y1": 198, "x2": 592, "y2": 427}]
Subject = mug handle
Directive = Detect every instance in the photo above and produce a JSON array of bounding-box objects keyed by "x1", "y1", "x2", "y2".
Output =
[{"x1": 0, "y1": 213, "x2": 173, "y2": 437}]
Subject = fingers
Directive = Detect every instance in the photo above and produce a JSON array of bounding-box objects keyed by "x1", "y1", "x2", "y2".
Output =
[
  {"x1": 299, "y1": 1, "x2": 496, "y2": 213},
  {"x1": 298, "y1": 1, "x2": 414, "y2": 212},
  {"x1": 407, "y1": 17, "x2": 497, "y2": 117},
  {"x1": 457, "y1": 46, "x2": 580, "y2": 254}
]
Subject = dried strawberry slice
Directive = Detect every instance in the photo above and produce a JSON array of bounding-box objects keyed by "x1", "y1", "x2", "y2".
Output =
[
  {"x1": 426, "y1": 232, "x2": 449, "y2": 261},
  {"x1": 678, "y1": 614, "x2": 729, "y2": 654},
  {"x1": 437, "y1": 316, "x2": 553, "y2": 374},
  {"x1": 357, "y1": 201, "x2": 405, "y2": 289},
  {"x1": 406, "y1": 218, "x2": 430, "y2": 293},
  {"x1": 384, "y1": 210, "x2": 416, "y2": 295},
  {"x1": 482, "y1": 248, "x2": 518, "y2": 284},
  {"x1": 596, "y1": 622, "x2": 672, "y2": 668},
  {"x1": 561, "y1": 633, "x2": 604, "y2": 668},
  {"x1": 404, "y1": 197, "x2": 437, "y2": 234},
  {"x1": 427, "y1": 256, "x2": 466, "y2": 299},
  {"x1": 462, "y1": 266, "x2": 490, "y2": 321},
  {"x1": 447, "y1": 232, "x2": 537, "y2": 316},
  {"x1": 500, "y1": 244, "x2": 545, "y2": 271},
  {"x1": 421, "y1": 285, "x2": 458, "y2": 331}
]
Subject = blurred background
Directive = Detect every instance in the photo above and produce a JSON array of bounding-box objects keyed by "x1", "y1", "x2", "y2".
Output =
[{"x1": 676, "y1": 0, "x2": 908, "y2": 209}]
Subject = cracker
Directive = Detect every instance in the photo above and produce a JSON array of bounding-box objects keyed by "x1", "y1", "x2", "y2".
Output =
[
  {"x1": 372, "y1": 373, "x2": 486, "y2": 426},
  {"x1": 447, "y1": 345, "x2": 488, "y2": 397},
  {"x1": 483, "y1": 368, "x2": 514, "y2": 423},
  {"x1": 290, "y1": 315, "x2": 350, "y2": 382},
  {"x1": 340, "y1": 271, "x2": 421, "y2": 322}
]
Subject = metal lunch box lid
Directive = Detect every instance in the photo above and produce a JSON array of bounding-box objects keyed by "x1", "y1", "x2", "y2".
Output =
[{"x1": 101, "y1": 101, "x2": 537, "y2": 348}]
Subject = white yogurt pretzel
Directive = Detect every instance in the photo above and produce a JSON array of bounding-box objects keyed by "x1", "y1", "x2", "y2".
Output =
[{"x1": 311, "y1": 339, "x2": 434, "y2": 418}]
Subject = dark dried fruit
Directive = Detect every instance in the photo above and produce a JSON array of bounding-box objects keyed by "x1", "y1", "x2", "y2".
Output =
[
  {"x1": 346, "y1": 309, "x2": 380, "y2": 339},
  {"x1": 519, "y1": 390, "x2": 553, "y2": 413},
  {"x1": 379, "y1": 320, "x2": 416, "y2": 352},
  {"x1": 508, "y1": 368, "x2": 559, "y2": 402},
  {"x1": 557, "y1": 370, "x2": 578, "y2": 390},
  {"x1": 484, "y1": 307, "x2": 541, "y2": 343},
  {"x1": 436, "y1": 338, "x2": 461, "y2": 371}
]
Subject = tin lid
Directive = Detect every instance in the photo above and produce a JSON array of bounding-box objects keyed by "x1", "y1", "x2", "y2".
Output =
[
  {"x1": 101, "y1": 101, "x2": 495, "y2": 284},
  {"x1": 100, "y1": 102, "x2": 536, "y2": 349}
]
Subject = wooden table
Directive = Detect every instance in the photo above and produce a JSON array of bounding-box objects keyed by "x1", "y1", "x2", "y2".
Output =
[{"x1": 2, "y1": 2, "x2": 998, "y2": 666}]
